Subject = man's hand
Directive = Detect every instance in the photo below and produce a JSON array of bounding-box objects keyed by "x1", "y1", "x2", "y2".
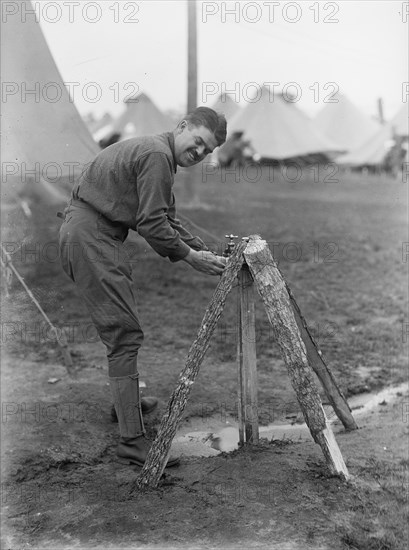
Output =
[{"x1": 182, "y1": 249, "x2": 227, "y2": 275}]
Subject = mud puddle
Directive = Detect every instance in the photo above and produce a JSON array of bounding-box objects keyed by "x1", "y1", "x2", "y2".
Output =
[{"x1": 172, "y1": 383, "x2": 408, "y2": 457}]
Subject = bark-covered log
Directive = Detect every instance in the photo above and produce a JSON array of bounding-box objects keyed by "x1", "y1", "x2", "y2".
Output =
[
  {"x1": 244, "y1": 236, "x2": 349, "y2": 478},
  {"x1": 134, "y1": 242, "x2": 246, "y2": 489}
]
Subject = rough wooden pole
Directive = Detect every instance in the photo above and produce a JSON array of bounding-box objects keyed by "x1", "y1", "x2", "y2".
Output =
[
  {"x1": 237, "y1": 265, "x2": 259, "y2": 444},
  {"x1": 134, "y1": 243, "x2": 246, "y2": 489},
  {"x1": 244, "y1": 236, "x2": 349, "y2": 479},
  {"x1": 187, "y1": 0, "x2": 197, "y2": 113},
  {"x1": 287, "y1": 290, "x2": 358, "y2": 431},
  {"x1": 237, "y1": 285, "x2": 245, "y2": 446},
  {"x1": 184, "y1": 0, "x2": 199, "y2": 205}
]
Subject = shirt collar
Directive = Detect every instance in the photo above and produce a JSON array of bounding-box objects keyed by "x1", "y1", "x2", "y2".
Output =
[{"x1": 166, "y1": 132, "x2": 178, "y2": 174}]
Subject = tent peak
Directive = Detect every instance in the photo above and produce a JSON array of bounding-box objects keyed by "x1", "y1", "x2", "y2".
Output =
[{"x1": 124, "y1": 92, "x2": 151, "y2": 105}]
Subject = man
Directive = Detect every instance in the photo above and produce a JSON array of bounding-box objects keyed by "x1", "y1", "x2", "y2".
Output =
[{"x1": 59, "y1": 107, "x2": 227, "y2": 467}]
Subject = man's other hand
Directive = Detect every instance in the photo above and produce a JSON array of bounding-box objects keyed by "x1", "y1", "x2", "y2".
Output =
[{"x1": 182, "y1": 250, "x2": 227, "y2": 275}]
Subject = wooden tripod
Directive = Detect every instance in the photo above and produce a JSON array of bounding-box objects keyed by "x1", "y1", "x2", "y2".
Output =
[{"x1": 134, "y1": 236, "x2": 357, "y2": 489}]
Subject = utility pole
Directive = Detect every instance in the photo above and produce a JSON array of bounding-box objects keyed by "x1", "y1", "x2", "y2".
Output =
[
  {"x1": 185, "y1": 0, "x2": 200, "y2": 205},
  {"x1": 187, "y1": 0, "x2": 197, "y2": 113},
  {"x1": 377, "y1": 98, "x2": 385, "y2": 125}
]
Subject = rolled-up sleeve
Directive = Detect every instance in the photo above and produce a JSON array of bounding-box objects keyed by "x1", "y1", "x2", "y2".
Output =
[{"x1": 135, "y1": 153, "x2": 191, "y2": 261}]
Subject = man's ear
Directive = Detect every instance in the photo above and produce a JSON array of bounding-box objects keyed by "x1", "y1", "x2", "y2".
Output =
[{"x1": 176, "y1": 120, "x2": 188, "y2": 134}]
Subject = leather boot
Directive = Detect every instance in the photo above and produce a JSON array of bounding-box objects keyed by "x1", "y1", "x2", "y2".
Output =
[
  {"x1": 117, "y1": 436, "x2": 180, "y2": 468},
  {"x1": 109, "y1": 374, "x2": 179, "y2": 468},
  {"x1": 110, "y1": 396, "x2": 158, "y2": 423},
  {"x1": 109, "y1": 373, "x2": 145, "y2": 439}
]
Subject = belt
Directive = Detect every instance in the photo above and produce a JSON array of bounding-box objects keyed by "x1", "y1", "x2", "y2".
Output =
[{"x1": 57, "y1": 197, "x2": 92, "y2": 220}]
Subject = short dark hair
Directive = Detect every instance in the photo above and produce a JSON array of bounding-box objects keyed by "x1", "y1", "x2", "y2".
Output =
[{"x1": 185, "y1": 107, "x2": 227, "y2": 146}]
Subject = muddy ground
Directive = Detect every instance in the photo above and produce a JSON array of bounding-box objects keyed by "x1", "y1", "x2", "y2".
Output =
[{"x1": 1, "y1": 167, "x2": 408, "y2": 549}]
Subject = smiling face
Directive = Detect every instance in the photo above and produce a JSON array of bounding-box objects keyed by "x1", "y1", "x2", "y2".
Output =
[{"x1": 174, "y1": 121, "x2": 219, "y2": 167}]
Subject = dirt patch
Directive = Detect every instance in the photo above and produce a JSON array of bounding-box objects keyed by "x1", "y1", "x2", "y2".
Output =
[
  {"x1": 2, "y1": 370, "x2": 408, "y2": 549},
  {"x1": 1, "y1": 170, "x2": 408, "y2": 548}
]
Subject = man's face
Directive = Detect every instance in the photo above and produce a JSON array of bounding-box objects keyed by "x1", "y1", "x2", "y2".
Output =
[{"x1": 174, "y1": 121, "x2": 219, "y2": 167}]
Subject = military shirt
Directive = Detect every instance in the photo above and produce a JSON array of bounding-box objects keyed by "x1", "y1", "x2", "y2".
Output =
[{"x1": 72, "y1": 132, "x2": 206, "y2": 261}]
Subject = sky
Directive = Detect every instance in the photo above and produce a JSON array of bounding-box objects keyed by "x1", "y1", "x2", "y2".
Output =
[{"x1": 29, "y1": 0, "x2": 409, "y2": 120}]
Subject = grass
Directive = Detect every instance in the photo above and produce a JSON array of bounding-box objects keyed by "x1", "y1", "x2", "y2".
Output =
[{"x1": 2, "y1": 167, "x2": 407, "y2": 421}]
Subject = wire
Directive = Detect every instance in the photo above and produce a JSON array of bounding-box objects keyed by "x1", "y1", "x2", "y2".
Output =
[
  {"x1": 177, "y1": 211, "x2": 222, "y2": 244},
  {"x1": 232, "y1": 20, "x2": 380, "y2": 64}
]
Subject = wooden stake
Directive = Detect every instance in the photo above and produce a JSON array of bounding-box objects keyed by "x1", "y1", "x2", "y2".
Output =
[
  {"x1": 237, "y1": 265, "x2": 259, "y2": 444},
  {"x1": 134, "y1": 243, "x2": 246, "y2": 489},
  {"x1": 244, "y1": 236, "x2": 349, "y2": 478},
  {"x1": 288, "y1": 290, "x2": 358, "y2": 431},
  {"x1": 237, "y1": 283, "x2": 245, "y2": 446}
]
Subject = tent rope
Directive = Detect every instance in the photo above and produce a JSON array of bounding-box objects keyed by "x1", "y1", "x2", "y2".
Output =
[{"x1": 1, "y1": 244, "x2": 75, "y2": 375}]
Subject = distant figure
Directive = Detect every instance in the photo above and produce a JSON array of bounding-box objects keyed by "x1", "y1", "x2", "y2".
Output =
[
  {"x1": 384, "y1": 136, "x2": 408, "y2": 178},
  {"x1": 99, "y1": 132, "x2": 121, "y2": 149},
  {"x1": 217, "y1": 131, "x2": 256, "y2": 168}
]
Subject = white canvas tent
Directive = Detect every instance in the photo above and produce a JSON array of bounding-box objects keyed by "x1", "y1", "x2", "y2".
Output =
[
  {"x1": 1, "y1": 0, "x2": 99, "y2": 204},
  {"x1": 110, "y1": 93, "x2": 174, "y2": 141},
  {"x1": 211, "y1": 94, "x2": 240, "y2": 121},
  {"x1": 389, "y1": 103, "x2": 408, "y2": 137},
  {"x1": 227, "y1": 87, "x2": 339, "y2": 160},
  {"x1": 315, "y1": 93, "x2": 380, "y2": 152},
  {"x1": 340, "y1": 104, "x2": 408, "y2": 167}
]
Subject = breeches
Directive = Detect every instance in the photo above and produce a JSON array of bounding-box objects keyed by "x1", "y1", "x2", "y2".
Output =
[{"x1": 59, "y1": 200, "x2": 144, "y2": 376}]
